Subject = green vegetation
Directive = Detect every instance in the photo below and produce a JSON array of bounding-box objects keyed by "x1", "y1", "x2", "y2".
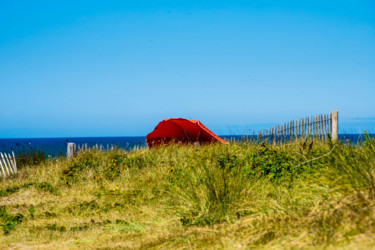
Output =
[
  {"x1": 1, "y1": 134, "x2": 375, "y2": 248},
  {"x1": 12, "y1": 142, "x2": 48, "y2": 168}
]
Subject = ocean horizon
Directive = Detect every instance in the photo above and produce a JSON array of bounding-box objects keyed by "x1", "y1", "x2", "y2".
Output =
[{"x1": 0, "y1": 134, "x2": 374, "y2": 156}]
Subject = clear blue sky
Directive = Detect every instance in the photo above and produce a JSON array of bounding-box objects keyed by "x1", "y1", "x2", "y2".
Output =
[{"x1": 1, "y1": 0, "x2": 374, "y2": 138}]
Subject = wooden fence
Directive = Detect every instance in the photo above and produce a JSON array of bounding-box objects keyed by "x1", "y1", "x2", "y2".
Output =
[
  {"x1": 0, "y1": 151, "x2": 17, "y2": 178},
  {"x1": 67, "y1": 143, "x2": 117, "y2": 159},
  {"x1": 250, "y1": 110, "x2": 338, "y2": 144}
]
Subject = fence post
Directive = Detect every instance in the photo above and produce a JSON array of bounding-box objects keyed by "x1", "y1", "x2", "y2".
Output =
[
  {"x1": 67, "y1": 143, "x2": 77, "y2": 159},
  {"x1": 331, "y1": 110, "x2": 338, "y2": 142}
]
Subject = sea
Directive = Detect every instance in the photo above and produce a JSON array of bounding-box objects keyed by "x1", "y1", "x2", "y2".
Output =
[{"x1": 0, "y1": 134, "x2": 373, "y2": 157}]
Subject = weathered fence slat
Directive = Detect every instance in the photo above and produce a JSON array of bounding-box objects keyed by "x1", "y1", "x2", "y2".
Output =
[
  {"x1": 0, "y1": 151, "x2": 17, "y2": 177},
  {"x1": 324, "y1": 114, "x2": 327, "y2": 138},
  {"x1": 5, "y1": 153, "x2": 14, "y2": 174},
  {"x1": 317, "y1": 115, "x2": 321, "y2": 140},
  {"x1": 12, "y1": 151, "x2": 17, "y2": 173},
  {"x1": 321, "y1": 114, "x2": 324, "y2": 139},
  {"x1": 314, "y1": 115, "x2": 317, "y2": 139},
  {"x1": 307, "y1": 117, "x2": 310, "y2": 136},
  {"x1": 322, "y1": 114, "x2": 324, "y2": 139},
  {"x1": 1, "y1": 153, "x2": 11, "y2": 175},
  {"x1": 302, "y1": 118, "x2": 305, "y2": 137},
  {"x1": 0, "y1": 155, "x2": 8, "y2": 177}
]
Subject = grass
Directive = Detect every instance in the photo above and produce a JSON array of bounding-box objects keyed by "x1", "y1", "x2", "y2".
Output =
[{"x1": 1, "y1": 134, "x2": 375, "y2": 249}]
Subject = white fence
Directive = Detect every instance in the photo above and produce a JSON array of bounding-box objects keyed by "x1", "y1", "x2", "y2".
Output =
[
  {"x1": 0, "y1": 151, "x2": 17, "y2": 177},
  {"x1": 67, "y1": 143, "x2": 116, "y2": 159}
]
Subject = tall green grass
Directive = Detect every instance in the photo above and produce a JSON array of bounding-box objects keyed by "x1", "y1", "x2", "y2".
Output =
[
  {"x1": 12, "y1": 142, "x2": 47, "y2": 168},
  {"x1": 328, "y1": 132, "x2": 375, "y2": 201},
  {"x1": 1, "y1": 135, "x2": 375, "y2": 248}
]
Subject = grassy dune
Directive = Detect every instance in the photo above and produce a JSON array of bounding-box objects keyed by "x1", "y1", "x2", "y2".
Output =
[{"x1": 1, "y1": 136, "x2": 375, "y2": 249}]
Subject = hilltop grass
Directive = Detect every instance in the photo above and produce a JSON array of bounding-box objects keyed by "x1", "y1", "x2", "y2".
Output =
[{"x1": 1, "y1": 135, "x2": 375, "y2": 249}]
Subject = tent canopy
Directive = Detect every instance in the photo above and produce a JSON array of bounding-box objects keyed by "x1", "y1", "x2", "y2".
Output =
[{"x1": 146, "y1": 118, "x2": 228, "y2": 148}]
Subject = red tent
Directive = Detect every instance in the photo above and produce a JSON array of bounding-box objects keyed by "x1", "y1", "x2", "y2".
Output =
[{"x1": 146, "y1": 118, "x2": 228, "y2": 148}]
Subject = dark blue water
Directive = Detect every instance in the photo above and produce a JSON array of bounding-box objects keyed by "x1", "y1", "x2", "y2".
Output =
[
  {"x1": 0, "y1": 137, "x2": 145, "y2": 156},
  {"x1": 0, "y1": 134, "x2": 373, "y2": 156}
]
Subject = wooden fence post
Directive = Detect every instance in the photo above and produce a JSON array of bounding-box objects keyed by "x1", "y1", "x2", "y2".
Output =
[
  {"x1": 67, "y1": 143, "x2": 76, "y2": 159},
  {"x1": 331, "y1": 110, "x2": 339, "y2": 142}
]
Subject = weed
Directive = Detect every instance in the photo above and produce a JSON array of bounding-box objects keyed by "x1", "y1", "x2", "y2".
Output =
[
  {"x1": 328, "y1": 132, "x2": 375, "y2": 202},
  {"x1": 0, "y1": 206, "x2": 24, "y2": 234},
  {"x1": 70, "y1": 225, "x2": 89, "y2": 231},
  {"x1": 0, "y1": 182, "x2": 59, "y2": 197},
  {"x1": 35, "y1": 182, "x2": 60, "y2": 195},
  {"x1": 46, "y1": 223, "x2": 67, "y2": 232},
  {"x1": 12, "y1": 142, "x2": 47, "y2": 168}
]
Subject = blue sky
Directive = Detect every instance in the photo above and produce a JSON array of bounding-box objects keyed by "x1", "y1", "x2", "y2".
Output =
[{"x1": 0, "y1": 0, "x2": 374, "y2": 138}]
